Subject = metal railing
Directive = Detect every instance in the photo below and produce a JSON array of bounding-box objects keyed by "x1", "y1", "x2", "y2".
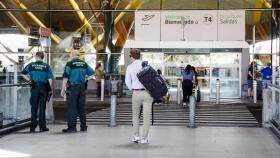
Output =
[
  {"x1": 0, "y1": 83, "x2": 32, "y2": 87},
  {"x1": 267, "y1": 84, "x2": 280, "y2": 138},
  {"x1": 0, "y1": 82, "x2": 31, "y2": 128}
]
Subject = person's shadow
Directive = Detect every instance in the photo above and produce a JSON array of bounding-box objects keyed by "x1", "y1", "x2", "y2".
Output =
[{"x1": 114, "y1": 143, "x2": 165, "y2": 150}]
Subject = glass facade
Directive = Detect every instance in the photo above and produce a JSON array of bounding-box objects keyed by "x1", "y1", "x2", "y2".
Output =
[
  {"x1": 0, "y1": 0, "x2": 278, "y2": 92},
  {"x1": 0, "y1": 0, "x2": 278, "y2": 127}
]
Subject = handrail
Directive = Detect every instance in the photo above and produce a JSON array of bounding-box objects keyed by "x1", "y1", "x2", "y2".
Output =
[
  {"x1": 268, "y1": 84, "x2": 280, "y2": 93},
  {"x1": 268, "y1": 83, "x2": 280, "y2": 90},
  {"x1": 267, "y1": 83, "x2": 280, "y2": 138},
  {"x1": 0, "y1": 83, "x2": 31, "y2": 88},
  {"x1": 105, "y1": 73, "x2": 123, "y2": 76}
]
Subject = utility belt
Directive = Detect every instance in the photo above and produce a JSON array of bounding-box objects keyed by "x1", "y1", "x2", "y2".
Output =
[
  {"x1": 65, "y1": 81, "x2": 71, "y2": 95},
  {"x1": 65, "y1": 80, "x2": 88, "y2": 95},
  {"x1": 31, "y1": 81, "x2": 51, "y2": 91},
  {"x1": 31, "y1": 80, "x2": 52, "y2": 102},
  {"x1": 183, "y1": 79, "x2": 192, "y2": 81}
]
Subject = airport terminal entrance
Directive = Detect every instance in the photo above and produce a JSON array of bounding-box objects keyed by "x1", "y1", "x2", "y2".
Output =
[{"x1": 140, "y1": 51, "x2": 241, "y2": 101}]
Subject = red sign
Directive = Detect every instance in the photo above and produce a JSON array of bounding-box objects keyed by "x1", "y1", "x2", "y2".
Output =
[{"x1": 39, "y1": 27, "x2": 51, "y2": 37}]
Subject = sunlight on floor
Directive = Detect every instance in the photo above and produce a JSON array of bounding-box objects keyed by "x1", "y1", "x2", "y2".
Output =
[{"x1": 0, "y1": 149, "x2": 30, "y2": 158}]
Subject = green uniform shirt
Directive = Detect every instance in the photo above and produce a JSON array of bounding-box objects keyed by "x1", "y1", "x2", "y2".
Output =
[
  {"x1": 22, "y1": 60, "x2": 53, "y2": 83},
  {"x1": 63, "y1": 58, "x2": 94, "y2": 84}
]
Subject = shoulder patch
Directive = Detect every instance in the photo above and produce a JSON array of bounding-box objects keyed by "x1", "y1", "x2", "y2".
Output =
[
  {"x1": 29, "y1": 62, "x2": 48, "y2": 72},
  {"x1": 70, "y1": 60, "x2": 87, "y2": 69}
]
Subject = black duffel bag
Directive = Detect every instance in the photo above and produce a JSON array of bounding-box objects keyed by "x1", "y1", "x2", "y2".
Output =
[{"x1": 137, "y1": 62, "x2": 168, "y2": 100}]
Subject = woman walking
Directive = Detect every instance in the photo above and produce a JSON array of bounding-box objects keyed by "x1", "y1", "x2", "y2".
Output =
[{"x1": 182, "y1": 65, "x2": 195, "y2": 107}]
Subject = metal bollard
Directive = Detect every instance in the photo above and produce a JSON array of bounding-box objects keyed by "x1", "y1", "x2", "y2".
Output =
[
  {"x1": 216, "y1": 79, "x2": 220, "y2": 104},
  {"x1": 108, "y1": 76, "x2": 112, "y2": 96},
  {"x1": 253, "y1": 80, "x2": 257, "y2": 103},
  {"x1": 101, "y1": 79, "x2": 105, "y2": 102},
  {"x1": 109, "y1": 80, "x2": 118, "y2": 127},
  {"x1": 189, "y1": 96, "x2": 196, "y2": 128},
  {"x1": 0, "y1": 112, "x2": 3, "y2": 128},
  {"x1": 177, "y1": 79, "x2": 182, "y2": 105}
]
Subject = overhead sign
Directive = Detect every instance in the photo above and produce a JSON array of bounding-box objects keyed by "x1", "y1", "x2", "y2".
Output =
[
  {"x1": 135, "y1": 11, "x2": 161, "y2": 41},
  {"x1": 161, "y1": 10, "x2": 218, "y2": 41},
  {"x1": 135, "y1": 10, "x2": 245, "y2": 41},
  {"x1": 218, "y1": 10, "x2": 245, "y2": 41},
  {"x1": 39, "y1": 27, "x2": 51, "y2": 37}
]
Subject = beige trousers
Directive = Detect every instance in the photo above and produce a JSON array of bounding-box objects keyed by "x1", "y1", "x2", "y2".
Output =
[{"x1": 132, "y1": 90, "x2": 153, "y2": 138}]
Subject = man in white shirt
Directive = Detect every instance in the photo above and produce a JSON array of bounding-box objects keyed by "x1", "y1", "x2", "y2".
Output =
[{"x1": 125, "y1": 49, "x2": 153, "y2": 144}]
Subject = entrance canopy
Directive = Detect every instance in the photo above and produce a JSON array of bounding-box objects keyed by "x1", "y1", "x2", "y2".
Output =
[{"x1": 124, "y1": 41, "x2": 249, "y2": 50}]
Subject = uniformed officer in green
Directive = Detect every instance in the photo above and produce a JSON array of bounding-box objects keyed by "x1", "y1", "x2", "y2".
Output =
[
  {"x1": 60, "y1": 50, "x2": 94, "y2": 133},
  {"x1": 22, "y1": 52, "x2": 53, "y2": 133}
]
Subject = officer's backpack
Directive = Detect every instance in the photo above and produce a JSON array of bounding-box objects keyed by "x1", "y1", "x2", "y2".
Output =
[{"x1": 137, "y1": 62, "x2": 168, "y2": 99}]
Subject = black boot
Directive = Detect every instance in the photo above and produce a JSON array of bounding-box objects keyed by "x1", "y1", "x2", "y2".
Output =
[
  {"x1": 40, "y1": 127, "x2": 49, "y2": 132},
  {"x1": 80, "y1": 126, "x2": 87, "y2": 132},
  {"x1": 62, "y1": 128, "x2": 77, "y2": 133},
  {"x1": 30, "y1": 127, "x2": 36, "y2": 133}
]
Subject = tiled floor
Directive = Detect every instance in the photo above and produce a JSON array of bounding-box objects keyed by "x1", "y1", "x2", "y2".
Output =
[{"x1": 0, "y1": 125, "x2": 279, "y2": 158}]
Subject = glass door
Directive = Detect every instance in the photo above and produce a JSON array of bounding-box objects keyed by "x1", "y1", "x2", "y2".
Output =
[
  {"x1": 163, "y1": 54, "x2": 210, "y2": 100},
  {"x1": 210, "y1": 53, "x2": 241, "y2": 98},
  {"x1": 141, "y1": 52, "x2": 164, "y2": 71}
]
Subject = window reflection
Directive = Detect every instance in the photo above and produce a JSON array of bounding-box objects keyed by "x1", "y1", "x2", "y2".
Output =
[
  {"x1": 212, "y1": 68, "x2": 239, "y2": 78},
  {"x1": 211, "y1": 53, "x2": 240, "y2": 65}
]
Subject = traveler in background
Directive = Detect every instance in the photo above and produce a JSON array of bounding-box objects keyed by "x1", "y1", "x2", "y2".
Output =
[
  {"x1": 154, "y1": 69, "x2": 169, "y2": 104},
  {"x1": 247, "y1": 61, "x2": 257, "y2": 98},
  {"x1": 261, "y1": 62, "x2": 272, "y2": 89},
  {"x1": 3, "y1": 67, "x2": 7, "y2": 73},
  {"x1": 276, "y1": 66, "x2": 280, "y2": 85},
  {"x1": 60, "y1": 50, "x2": 94, "y2": 133},
  {"x1": 95, "y1": 63, "x2": 105, "y2": 98},
  {"x1": 125, "y1": 48, "x2": 153, "y2": 144},
  {"x1": 192, "y1": 66, "x2": 198, "y2": 85},
  {"x1": 1, "y1": 67, "x2": 7, "y2": 84},
  {"x1": 182, "y1": 64, "x2": 195, "y2": 107},
  {"x1": 22, "y1": 52, "x2": 53, "y2": 133}
]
